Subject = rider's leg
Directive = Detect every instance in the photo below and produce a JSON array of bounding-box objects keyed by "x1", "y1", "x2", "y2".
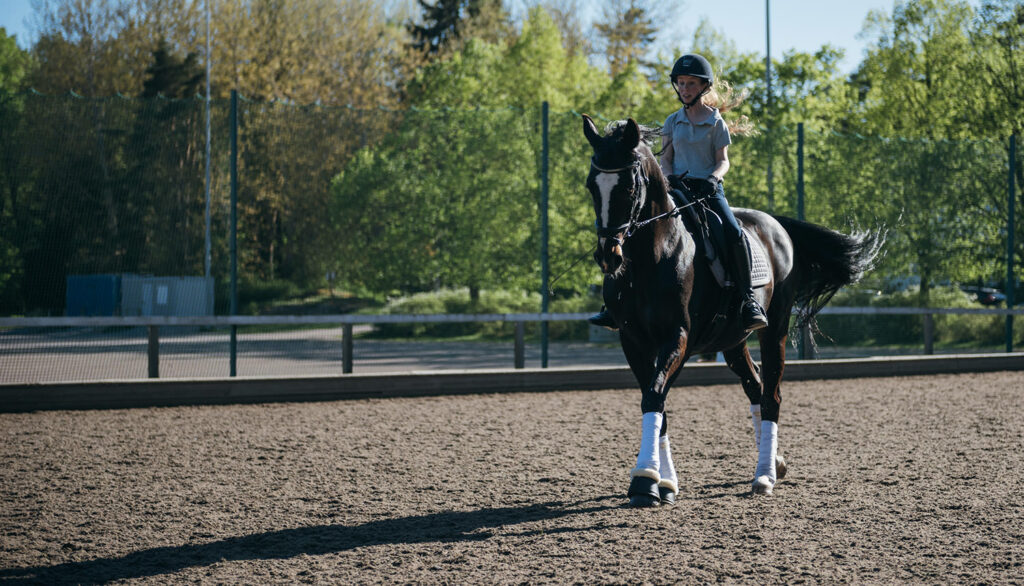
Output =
[
  {"x1": 588, "y1": 276, "x2": 618, "y2": 330},
  {"x1": 704, "y1": 184, "x2": 767, "y2": 332}
]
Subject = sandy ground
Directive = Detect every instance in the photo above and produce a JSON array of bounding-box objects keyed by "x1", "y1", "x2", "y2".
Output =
[{"x1": 1, "y1": 371, "x2": 1022, "y2": 584}]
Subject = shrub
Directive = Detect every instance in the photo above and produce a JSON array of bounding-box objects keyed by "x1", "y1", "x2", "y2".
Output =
[
  {"x1": 817, "y1": 286, "x2": 1006, "y2": 349},
  {"x1": 367, "y1": 288, "x2": 601, "y2": 340}
]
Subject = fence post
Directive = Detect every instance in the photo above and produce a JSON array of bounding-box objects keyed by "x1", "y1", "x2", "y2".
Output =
[
  {"x1": 514, "y1": 322, "x2": 525, "y2": 369},
  {"x1": 1007, "y1": 134, "x2": 1016, "y2": 352},
  {"x1": 796, "y1": 123, "x2": 811, "y2": 360},
  {"x1": 229, "y1": 89, "x2": 239, "y2": 377},
  {"x1": 147, "y1": 325, "x2": 159, "y2": 378},
  {"x1": 343, "y1": 324, "x2": 353, "y2": 374},
  {"x1": 923, "y1": 313, "x2": 934, "y2": 355},
  {"x1": 540, "y1": 101, "x2": 550, "y2": 368}
]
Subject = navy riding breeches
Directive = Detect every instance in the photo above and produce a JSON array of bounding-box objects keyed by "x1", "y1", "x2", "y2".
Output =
[{"x1": 704, "y1": 183, "x2": 743, "y2": 243}]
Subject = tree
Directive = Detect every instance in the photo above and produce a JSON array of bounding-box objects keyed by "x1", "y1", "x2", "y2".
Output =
[
  {"x1": 594, "y1": 0, "x2": 657, "y2": 76},
  {"x1": 408, "y1": 0, "x2": 510, "y2": 57},
  {"x1": 0, "y1": 28, "x2": 32, "y2": 310},
  {"x1": 836, "y1": 0, "x2": 1004, "y2": 301},
  {"x1": 538, "y1": 0, "x2": 591, "y2": 58},
  {"x1": 331, "y1": 8, "x2": 612, "y2": 299},
  {"x1": 141, "y1": 40, "x2": 202, "y2": 98},
  {"x1": 971, "y1": 0, "x2": 1024, "y2": 289}
]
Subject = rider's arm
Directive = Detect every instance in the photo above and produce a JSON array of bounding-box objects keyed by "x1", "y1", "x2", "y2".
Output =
[
  {"x1": 660, "y1": 133, "x2": 674, "y2": 177},
  {"x1": 709, "y1": 145, "x2": 730, "y2": 183}
]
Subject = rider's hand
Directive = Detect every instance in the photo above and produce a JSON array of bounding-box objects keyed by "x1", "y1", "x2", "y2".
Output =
[
  {"x1": 704, "y1": 176, "x2": 721, "y2": 195},
  {"x1": 667, "y1": 174, "x2": 686, "y2": 191},
  {"x1": 682, "y1": 176, "x2": 716, "y2": 197}
]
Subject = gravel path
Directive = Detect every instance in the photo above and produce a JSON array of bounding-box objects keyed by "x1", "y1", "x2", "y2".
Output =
[{"x1": 1, "y1": 371, "x2": 1022, "y2": 584}]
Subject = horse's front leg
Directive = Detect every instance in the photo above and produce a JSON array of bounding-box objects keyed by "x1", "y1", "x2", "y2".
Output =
[
  {"x1": 751, "y1": 323, "x2": 788, "y2": 495},
  {"x1": 627, "y1": 330, "x2": 688, "y2": 507}
]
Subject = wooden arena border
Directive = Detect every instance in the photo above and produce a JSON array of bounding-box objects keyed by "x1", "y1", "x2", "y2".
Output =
[{"x1": 2, "y1": 353, "x2": 1021, "y2": 413}]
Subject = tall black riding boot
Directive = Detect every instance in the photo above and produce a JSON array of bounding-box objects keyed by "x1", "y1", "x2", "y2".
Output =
[
  {"x1": 587, "y1": 306, "x2": 618, "y2": 330},
  {"x1": 731, "y1": 241, "x2": 768, "y2": 332}
]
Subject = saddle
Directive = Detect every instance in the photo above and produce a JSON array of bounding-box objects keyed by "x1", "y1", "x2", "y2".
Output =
[{"x1": 670, "y1": 187, "x2": 770, "y2": 290}]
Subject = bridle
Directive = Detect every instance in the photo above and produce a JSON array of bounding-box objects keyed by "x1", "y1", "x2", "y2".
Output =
[
  {"x1": 590, "y1": 156, "x2": 699, "y2": 245},
  {"x1": 591, "y1": 156, "x2": 648, "y2": 246}
]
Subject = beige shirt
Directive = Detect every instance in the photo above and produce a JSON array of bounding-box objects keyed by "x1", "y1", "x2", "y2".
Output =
[{"x1": 660, "y1": 107, "x2": 731, "y2": 180}]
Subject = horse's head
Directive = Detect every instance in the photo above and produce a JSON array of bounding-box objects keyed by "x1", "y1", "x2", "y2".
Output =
[{"x1": 583, "y1": 115, "x2": 651, "y2": 276}]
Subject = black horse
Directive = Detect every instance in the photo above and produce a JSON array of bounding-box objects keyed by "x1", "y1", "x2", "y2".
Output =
[{"x1": 583, "y1": 115, "x2": 879, "y2": 505}]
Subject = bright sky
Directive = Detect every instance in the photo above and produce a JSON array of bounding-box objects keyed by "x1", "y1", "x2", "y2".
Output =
[{"x1": 0, "y1": 0, "x2": 960, "y2": 74}]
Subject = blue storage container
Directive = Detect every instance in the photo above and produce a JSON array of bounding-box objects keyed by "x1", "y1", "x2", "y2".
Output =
[{"x1": 65, "y1": 274, "x2": 122, "y2": 316}]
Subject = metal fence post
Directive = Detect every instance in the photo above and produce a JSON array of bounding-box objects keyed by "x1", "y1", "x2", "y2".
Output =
[
  {"x1": 923, "y1": 313, "x2": 934, "y2": 355},
  {"x1": 343, "y1": 324, "x2": 353, "y2": 374},
  {"x1": 796, "y1": 123, "x2": 810, "y2": 359},
  {"x1": 514, "y1": 322, "x2": 525, "y2": 369},
  {"x1": 147, "y1": 325, "x2": 159, "y2": 378},
  {"x1": 1007, "y1": 134, "x2": 1016, "y2": 352},
  {"x1": 540, "y1": 101, "x2": 550, "y2": 368},
  {"x1": 229, "y1": 89, "x2": 239, "y2": 377}
]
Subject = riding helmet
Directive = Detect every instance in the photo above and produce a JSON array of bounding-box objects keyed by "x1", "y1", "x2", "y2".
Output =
[{"x1": 670, "y1": 54, "x2": 714, "y2": 84}]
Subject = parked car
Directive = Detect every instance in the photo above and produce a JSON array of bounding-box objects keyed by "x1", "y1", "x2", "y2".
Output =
[{"x1": 961, "y1": 285, "x2": 1007, "y2": 306}]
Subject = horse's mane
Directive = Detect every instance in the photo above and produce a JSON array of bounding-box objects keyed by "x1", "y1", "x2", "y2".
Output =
[{"x1": 602, "y1": 120, "x2": 663, "y2": 152}]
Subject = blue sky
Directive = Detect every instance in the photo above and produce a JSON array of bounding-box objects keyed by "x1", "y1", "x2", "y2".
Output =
[{"x1": 0, "y1": 0, "x2": 917, "y2": 73}]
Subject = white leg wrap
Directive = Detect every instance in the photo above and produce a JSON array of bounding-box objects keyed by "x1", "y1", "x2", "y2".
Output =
[
  {"x1": 658, "y1": 435, "x2": 679, "y2": 495},
  {"x1": 750, "y1": 405, "x2": 762, "y2": 451},
  {"x1": 630, "y1": 412, "x2": 662, "y2": 481},
  {"x1": 754, "y1": 420, "x2": 778, "y2": 485}
]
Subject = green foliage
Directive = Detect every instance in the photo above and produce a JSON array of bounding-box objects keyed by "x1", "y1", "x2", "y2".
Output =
[
  {"x1": 818, "y1": 286, "x2": 1012, "y2": 348},
  {"x1": 215, "y1": 278, "x2": 303, "y2": 315},
  {"x1": 2, "y1": 0, "x2": 1021, "y2": 335},
  {"x1": 0, "y1": 28, "x2": 31, "y2": 92},
  {"x1": 370, "y1": 287, "x2": 542, "y2": 338},
  {"x1": 368, "y1": 287, "x2": 600, "y2": 341}
]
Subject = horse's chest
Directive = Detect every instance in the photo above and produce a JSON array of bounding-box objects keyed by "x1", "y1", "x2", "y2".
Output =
[{"x1": 611, "y1": 270, "x2": 686, "y2": 333}]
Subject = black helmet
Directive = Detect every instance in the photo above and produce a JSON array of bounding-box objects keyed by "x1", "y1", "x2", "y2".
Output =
[
  {"x1": 670, "y1": 54, "x2": 714, "y2": 108},
  {"x1": 670, "y1": 54, "x2": 714, "y2": 84}
]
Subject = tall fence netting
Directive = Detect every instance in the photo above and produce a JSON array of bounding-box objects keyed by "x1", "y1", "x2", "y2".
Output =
[{"x1": 0, "y1": 93, "x2": 1019, "y2": 382}]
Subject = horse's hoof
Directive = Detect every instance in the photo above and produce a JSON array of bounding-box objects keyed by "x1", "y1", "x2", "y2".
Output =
[
  {"x1": 627, "y1": 475, "x2": 661, "y2": 507},
  {"x1": 751, "y1": 475, "x2": 774, "y2": 495},
  {"x1": 629, "y1": 494, "x2": 661, "y2": 507},
  {"x1": 775, "y1": 454, "x2": 787, "y2": 480},
  {"x1": 658, "y1": 486, "x2": 677, "y2": 506}
]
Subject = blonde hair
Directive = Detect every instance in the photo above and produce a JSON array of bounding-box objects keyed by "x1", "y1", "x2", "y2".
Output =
[{"x1": 702, "y1": 79, "x2": 757, "y2": 136}]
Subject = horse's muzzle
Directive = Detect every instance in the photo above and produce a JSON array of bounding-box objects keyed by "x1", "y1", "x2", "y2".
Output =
[{"x1": 595, "y1": 237, "x2": 624, "y2": 275}]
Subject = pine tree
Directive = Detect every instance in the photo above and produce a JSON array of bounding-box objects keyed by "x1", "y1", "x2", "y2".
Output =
[
  {"x1": 409, "y1": 0, "x2": 488, "y2": 54},
  {"x1": 141, "y1": 41, "x2": 203, "y2": 99},
  {"x1": 594, "y1": 0, "x2": 658, "y2": 76}
]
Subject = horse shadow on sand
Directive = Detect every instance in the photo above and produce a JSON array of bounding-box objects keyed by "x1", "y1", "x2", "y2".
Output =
[{"x1": 0, "y1": 496, "x2": 621, "y2": 584}]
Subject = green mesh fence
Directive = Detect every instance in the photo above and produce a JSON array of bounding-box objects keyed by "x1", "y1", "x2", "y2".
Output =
[{"x1": 0, "y1": 93, "x2": 1019, "y2": 319}]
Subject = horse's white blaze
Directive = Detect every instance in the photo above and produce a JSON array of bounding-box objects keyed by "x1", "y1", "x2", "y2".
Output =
[{"x1": 595, "y1": 172, "x2": 619, "y2": 232}]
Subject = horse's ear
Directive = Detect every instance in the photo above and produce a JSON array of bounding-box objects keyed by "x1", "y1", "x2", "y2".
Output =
[
  {"x1": 624, "y1": 118, "x2": 641, "y2": 149},
  {"x1": 582, "y1": 114, "x2": 602, "y2": 150}
]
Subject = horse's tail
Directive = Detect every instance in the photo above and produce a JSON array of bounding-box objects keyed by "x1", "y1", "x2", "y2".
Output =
[{"x1": 773, "y1": 215, "x2": 884, "y2": 329}]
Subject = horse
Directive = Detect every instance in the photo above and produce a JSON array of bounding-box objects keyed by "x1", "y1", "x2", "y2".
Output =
[{"x1": 582, "y1": 115, "x2": 880, "y2": 505}]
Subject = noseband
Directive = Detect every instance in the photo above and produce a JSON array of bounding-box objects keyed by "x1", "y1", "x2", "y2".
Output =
[{"x1": 591, "y1": 156, "x2": 649, "y2": 245}]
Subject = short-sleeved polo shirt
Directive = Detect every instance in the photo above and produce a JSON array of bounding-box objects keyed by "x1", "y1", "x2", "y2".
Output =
[{"x1": 661, "y1": 107, "x2": 731, "y2": 179}]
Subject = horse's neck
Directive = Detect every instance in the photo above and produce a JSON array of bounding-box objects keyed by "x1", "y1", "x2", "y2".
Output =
[{"x1": 630, "y1": 167, "x2": 692, "y2": 265}]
